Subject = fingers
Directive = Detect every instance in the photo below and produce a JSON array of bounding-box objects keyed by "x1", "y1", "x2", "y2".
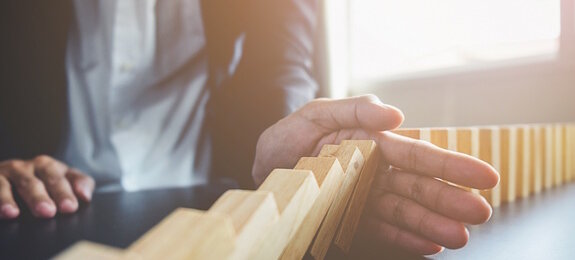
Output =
[
  {"x1": 66, "y1": 168, "x2": 95, "y2": 202},
  {"x1": 377, "y1": 131, "x2": 499, "y2": 189},
  {"x1": 299, "y1": 94, "x2": 404, "y2": 132},
  {"x1": 0, "y1": 174, "x2": 20, "y2": 219},
  {"x1": 34, "y1": 156, "x2": 78, "y2": 213},
  {"x1": 371, "y1": 192, "x2": 469, "y2": 249},
  {"x1": 363, "y1": 215, "x2": 444, "y2": 255},
  {"x1": 0, "y1": 156, "x2": 93, "y2": 219},
  {"x1": 8, "y1": 160, "x2": 57, "y2": 218},
  {"x1": 373, "y1": 168, "x2": 492, "y2": 224}
]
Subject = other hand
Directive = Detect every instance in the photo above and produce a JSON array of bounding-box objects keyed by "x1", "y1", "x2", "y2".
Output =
[
  {"x1": 0, "y1": 156, "x2": 94, "y2": 219},
  {"x1": 252, "y1": 95, "x2": 498, "y2": 254}
]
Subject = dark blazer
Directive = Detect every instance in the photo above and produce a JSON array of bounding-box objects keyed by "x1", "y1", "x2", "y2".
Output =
[{"x1": 0, "y1": 0, "x2": 318, "y2": 188}]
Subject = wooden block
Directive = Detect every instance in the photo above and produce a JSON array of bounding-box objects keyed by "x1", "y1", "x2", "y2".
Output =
[
  {"x1": 251, "y1": 169, "x2": 320, "y2": 259},
  {"x1": 478, "y1": 128, "x2": 493, "y2": 205},
  {"x1": 454, "y1": 128, "x2": 473, "y2": 192},
  {"x1": 391, "y1": 128, "x2": 420, "y2": 139},
  {"x1": 311, "y1": 145, "x2": 365, "y2": 260},
  {"x1": 517, "y1": 127, "x2": 530, "y2": 199},
  {"x1": 491, "y1": 127, "x2": 501, "y2": 207},
  {"x1": 544, "y1": 125, "x2": 554, "y2": 189},
  {"x1": 533, "y1": 126, "x2": 543, "y2": 193},
  {"x1": 569, "y1": 124, "x2": 572, "y2": 183},
  {"x1": 128, "y1": 208, "x2": 236, "y2": 259},
  {"x1": 54, "y1": 241, "x2": 134, "y2": 260},
  {"x1": 561, "y1": 125, "x2": 570, "y2": 183},
  {"x1": 555, "y1": 125, "x2": 564, "y2": 186},
  {"x1": 501, "y1": 127, "x2": 517, "y2": 203},
  {"x1": 280, "y1": 157, "x2": 345, "y2": 259},
  {"x1": 470, "y1": 128, "x2": 481, "y2": 195},
  {"x1": 334, "y1": 140, "x2": 379, "y2": 254},
  {"x1": 457, "y1": 129, "x2": 472, "y2": 155},
  {"x1": 420, "y1": 128, "x2": 431, "y2": 142},
  {"x1": 208, "y1": 190, "x2": 279, "y2": 260},
  {"x1": 318, "y1": 144, "x2": 340, "y2": 157},
  {"x1": 568, "y1": 126, "x2": 574, "y2": 182},
  {"x1": 430, "y1": 128, "x2": 449, "y2": 149}
]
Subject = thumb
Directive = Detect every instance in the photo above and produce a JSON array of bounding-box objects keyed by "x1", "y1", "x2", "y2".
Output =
[{"x1": 298, "y1": 94, "x2": 404, "y2": 132}]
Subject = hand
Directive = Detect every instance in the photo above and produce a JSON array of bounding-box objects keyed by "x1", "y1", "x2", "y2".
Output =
[
  {"x1": 252, "y1": 95, "x2": 499, "y2": 255},
  {"x1": 0, "y1": 156, "x2": 94, "y2": 219},
  {"x1": 357, "y1": 132, "x2": 498, "y2": 255}
]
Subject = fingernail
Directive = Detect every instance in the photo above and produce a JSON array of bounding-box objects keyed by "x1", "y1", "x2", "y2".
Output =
[
  {"x1": 35, "y1": 202, "x2": 56, "y2": 218},
  {"x1": 59, "y1": 199, "x2": 78, "y2": 213},
  {"x1": 83, "y1": 187, "x2": 92, "y2": 201},
  {"x1": 1, "y1": 204, "x2": 19, "y2": 219}
]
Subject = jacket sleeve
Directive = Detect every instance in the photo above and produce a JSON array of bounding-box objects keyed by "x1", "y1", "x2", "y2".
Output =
[{"x1": 203, "y1": 0, "x2": 319, "y2": 188}]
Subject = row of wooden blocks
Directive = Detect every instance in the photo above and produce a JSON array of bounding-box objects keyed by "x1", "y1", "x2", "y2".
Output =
[
  {"x1": 56, "y1": 140, "x2": 380, "y2": 260},
  {"x1": 392, "y1": 124, "x2": 575, "y2": 207}
]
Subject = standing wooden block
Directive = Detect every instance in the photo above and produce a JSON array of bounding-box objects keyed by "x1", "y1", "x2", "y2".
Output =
[
  {"x1": 430, "y1": 128, "x2": 449, "y2": 149},
  {"x1": 544, "y1": 125, "x2": 554, "y2": 189},
  {"x1": 55, "y1": 241, "x2": 136, "y2": 260},
  {"x1": 128, "y1": 208, "x2": 236, "y2": 259},
  {"x1": 250, "y1": 169, "x2": 320, "y2": 259},
  {"x1": 334, "y1": 140, "x2": 379, "y2": 254},
  {"x1": 311, "y1": 145, "x2": 365, "y2": 260},
  {"x1": 500, "y1": 127, "x2": 517, "y2": 203},
  {"x1": 533, "y1": 126, "x2": 543, "y2": 194},
  {"x1": 499, "y1": 128, "x2": 510, "y2": 203},
  {"x1": 392, "y1": 128, "x2": 421, "y2": 140},
  {"x1": 516, "y1": 127, "x2": 530, "y2": 199},
  {"x1": 555, "y1": 125, "x2": 564, "y2": 186},
  {"x1": 280, "y1": 157, "x2": 345, "y2": 260},
  {"x1": 478, "y1": 129, "x2": 493, "y2": 205},
  {"x1": 455, "y1": 128, "x2": 473, "y2": 192},
  {"x1": 420, "y1": 128, "x2": 431, "y2": 143},
  {"x1": 561, "y1": 126, "x2": 568, "y2": 183},
  {"x1": 471, "y1": 128, "x2": 482, "y2": 195},
  {"x1": 568, "y1": 126, "x2": 574, "y2": 182},
  {"x1": 208, "y1": 190, "x2": 279, "y2": 260}
]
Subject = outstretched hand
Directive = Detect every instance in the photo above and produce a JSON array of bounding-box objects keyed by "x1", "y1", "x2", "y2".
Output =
[{"x1": 252, "y1": 95, "x2": 499, "y2": 254}]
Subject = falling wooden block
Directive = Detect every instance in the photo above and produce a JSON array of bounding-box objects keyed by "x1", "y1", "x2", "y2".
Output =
[
  {"x1": 208, "y1": 190, "x2": 279, "y2": 260},
  {"x1": 128, "y1": 208, "x2": 235, "y2": 259},
  {"x1": 333, "y1": 140, "x2": 379, "y2": 254},
  {"x1": 250, "y1": 169, "x2": 320, "y2": 259},
  {"x1": 310, "y1": 144, "x2": 364, "y2": 260},
  {"x1": 280, "y1": 157, "x2": 345, "y2": 259},
  {"x1": 54, "y1": 241, "x2": 136, "y2": 260}
]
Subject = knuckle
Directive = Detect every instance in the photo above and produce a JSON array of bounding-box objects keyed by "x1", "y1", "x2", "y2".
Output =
[
  {"x1": 34, "y1": 155, "x2": 54, "y2": 166},
  {"x1": 392, "y1": 197, "x2": 408, "y2": 228},
  {"x1": 407, "y1": 140, "x2": 420, "y2": 171},
  {"x1": 409, "y1": 177, "x2": 425, "y2": 202},
  {"x1": 43, "y1": 174, "x2": 63, "y2": 187},
  {"x1": 17, "y1": 176, "x2": 43, "y2": 190},
  {"x1": 7, "y1": 160, "x2": 25, "y2": 170}
]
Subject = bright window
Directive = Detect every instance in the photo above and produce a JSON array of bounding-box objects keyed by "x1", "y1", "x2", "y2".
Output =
[{"x1": 349, "y1": 0, "x2": 561, "y2": 82}]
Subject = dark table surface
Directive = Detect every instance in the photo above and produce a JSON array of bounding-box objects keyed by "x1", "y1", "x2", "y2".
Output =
[{"x1": 1, "y1": 182, "x2": 575, "y2": 259}]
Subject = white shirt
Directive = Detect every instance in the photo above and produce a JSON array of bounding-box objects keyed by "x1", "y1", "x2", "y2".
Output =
[{"x1": 64, "y1": 0, "x2": 211, "y2": 191}]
